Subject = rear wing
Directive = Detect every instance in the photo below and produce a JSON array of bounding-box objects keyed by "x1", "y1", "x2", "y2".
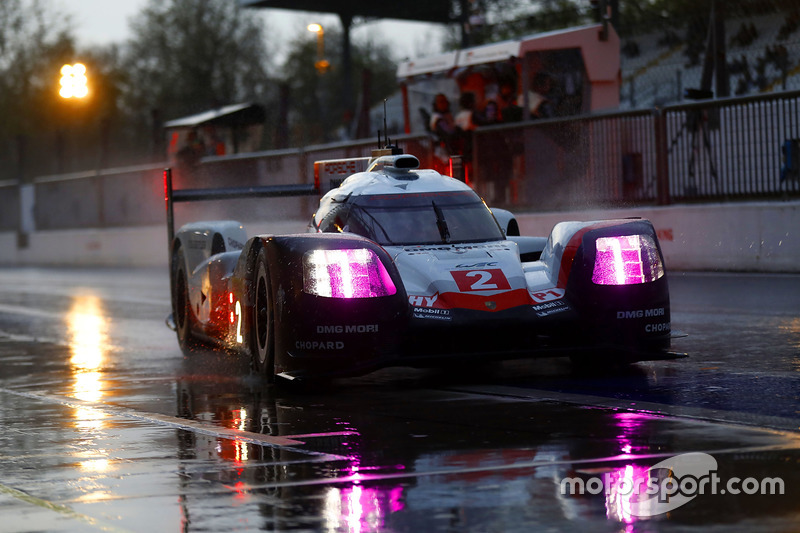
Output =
[{"x1": 163, "y1": 167, "x2": 319, "y2": 251}]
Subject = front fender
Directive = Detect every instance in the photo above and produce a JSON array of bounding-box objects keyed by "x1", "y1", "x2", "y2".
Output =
[{"x1": 236, "y1": 233, "x2": 410, "y2": 377}]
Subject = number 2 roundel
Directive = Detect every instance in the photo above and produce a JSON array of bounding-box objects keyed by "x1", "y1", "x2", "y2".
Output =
[{"x1": 451, "y1": 269, "x2": 511, "y2": 292}]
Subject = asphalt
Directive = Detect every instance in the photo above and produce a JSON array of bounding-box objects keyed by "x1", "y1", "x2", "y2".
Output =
[{"x1": 0, "y1": 268, "x2": 798, "y2": 532}]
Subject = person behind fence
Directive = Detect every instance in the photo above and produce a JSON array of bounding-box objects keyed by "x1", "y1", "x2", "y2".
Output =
[
  {"x1": 454, "y1": 92, "x2": 478, "y2": 132},
  {"x1": 175, "y1": 129, "x2": 206, "y2": 183},
  {"x1": 430, "y1": 93, "x2": 458, "y2": 162},
  {"x1": 525, "y1": 72, "x2": 557, "y2": 119},
  {"x1": 454, "y1": 91, "x2": 478, "y2": 160},
  {"x1": 477, "y1": 99, "x2": 501, "y2": 126}
]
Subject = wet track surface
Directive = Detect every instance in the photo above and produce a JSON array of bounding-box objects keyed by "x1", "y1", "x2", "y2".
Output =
[{"x1": 0, "y1": 268, "x2": 799, "y2": 531}]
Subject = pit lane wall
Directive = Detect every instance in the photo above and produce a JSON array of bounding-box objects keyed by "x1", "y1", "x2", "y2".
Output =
[{"x1": 1, "y1": 201, "x2": 797, "y2": 272}]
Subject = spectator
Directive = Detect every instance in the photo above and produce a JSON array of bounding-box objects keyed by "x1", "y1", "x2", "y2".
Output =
[
  {"x1": 497, "y1": 81, "x2": 522, "y2": 122},
  {"x1": 478, "y1": 100, "x2": 501, "y2": 126},
  {"x1": 430, "y1": 93, "x2": 456, "y2": 139},
  {"x1": 429, "y1": 93, "x2": 457, "y2": 163},
  {"x1": 524, "y1": 72, "x2": 557, "y2": 119},
  {"x1": 174, "y1": 129, "x2": 206, "y2": 184},
  {"x1": 454, "y1": 92, "x2": 478, "y2": 131},
  {"x1": 454, "y1": 92, "x2": 478, "y2": 161}
]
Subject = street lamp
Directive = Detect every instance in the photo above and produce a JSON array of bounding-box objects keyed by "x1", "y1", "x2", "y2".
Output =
[
  {"x1": 307, "y1": 24, "x2": 330, "y2": 74},
  {"x1": 59, "y1": 63, "x2": 89, "y2": 99},
  {"x1": 56, "y1": 63, "x2": 90, "y2": 173}
]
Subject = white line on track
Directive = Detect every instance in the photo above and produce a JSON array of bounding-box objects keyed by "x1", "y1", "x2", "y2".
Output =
[
  {"x1": 0, "y1": 482, "x2": 134, "y2": 533},
  {"x1": 0, "y1": 387, "x2": 349, "y2": 460}
]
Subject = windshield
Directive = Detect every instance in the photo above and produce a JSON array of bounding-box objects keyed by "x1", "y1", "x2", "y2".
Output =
[{"x1": 341, "y1": 191, "x2": 504, "y2": 246}]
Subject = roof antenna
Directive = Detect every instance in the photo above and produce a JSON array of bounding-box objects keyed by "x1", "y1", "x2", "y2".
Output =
[
  {"x1": 383, "y1": 99, "x2": 388, "y2": 147},
  {"x1": 370, "y1": 99, "x2": 403, "y2": 158}
]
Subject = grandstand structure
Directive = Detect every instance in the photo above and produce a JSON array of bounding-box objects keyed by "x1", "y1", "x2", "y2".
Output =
[{"x1": 620, "y1": 7, "x2": 800, "y2": 109}]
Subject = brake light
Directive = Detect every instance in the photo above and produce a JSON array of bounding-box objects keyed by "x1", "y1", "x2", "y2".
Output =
[
  {"x1": 592, "y1": 235, "x2": 664, "y2": 285},
  {"x1": 303, "y1": 249, "x2": 396, "y2": 298},
  {"x1": 163, "y1": 168, "x2": 170, "y2": 210}
]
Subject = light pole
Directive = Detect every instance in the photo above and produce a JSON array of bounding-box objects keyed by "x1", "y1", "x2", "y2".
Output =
[
  {"x1": 307, "y1": 24, "x2": 330, "y2": 74},
  {"x1": 56, "y1": 63, "x2": 89, "y2": 172}
]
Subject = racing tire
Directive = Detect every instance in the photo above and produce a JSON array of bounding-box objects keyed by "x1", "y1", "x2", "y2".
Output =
[
  {"x1": 173, "y1": 247, "x2": 202, "y2": 354},
  {"x1": 251, "y1": 249, "x2": 276, "y2": 383}
]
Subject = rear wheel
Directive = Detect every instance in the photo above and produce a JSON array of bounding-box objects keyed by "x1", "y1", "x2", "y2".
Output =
[
  {"x1": 251, "y1": 250, "x2": 275, "y2": 382},
  {"x1": 173, "y1": 247, "x2": 201, "y2": 353}
]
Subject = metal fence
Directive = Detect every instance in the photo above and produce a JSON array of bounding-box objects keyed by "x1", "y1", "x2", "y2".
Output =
[
  {"x1": 473, "y1": 109, "x2": 661, "y2": 210},
  {"x1": 471, "y1": 89, "x2": 800, "y2": 210},
  {"x1": 663, "y1": 92, "x2": 800, "y2": 200},
  {"x1": 2, "y1": 90, "x2": 799, "y2": 234},
  {"x1": 0, "y1": 135, "x2": 434, "y2": 233}
]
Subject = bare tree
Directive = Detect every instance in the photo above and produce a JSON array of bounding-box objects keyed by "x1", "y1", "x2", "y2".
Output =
[
  {"x1": 0, "y1": 0, "x2": 77, "y2": 179},
  {"x1": 280, "y1": 28, "x2": 399, "y2": 145},
  {"x1": 119, "y1": 0, "x2": 276, "y2": 146}
]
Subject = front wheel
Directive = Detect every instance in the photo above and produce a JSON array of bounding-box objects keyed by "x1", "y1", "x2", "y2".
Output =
[{"x1": 250, "y1": 249, "x2": 275, "y2": 382}]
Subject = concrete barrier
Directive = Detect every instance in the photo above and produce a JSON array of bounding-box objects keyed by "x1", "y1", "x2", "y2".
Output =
[
  {"x1": 0, "y1": 219, "x2": 310, "y2": 268},
  {"x1": 515, "y1": 201, "x2": 800, "y2": 272},
  {"x1": 1, "y1": 201, "x2": 798, "y2": 272}
]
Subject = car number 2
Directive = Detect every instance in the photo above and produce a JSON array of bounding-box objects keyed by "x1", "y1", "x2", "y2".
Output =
[{"x1": 451, "y1": 269, "x2": 511, "y2": 292}]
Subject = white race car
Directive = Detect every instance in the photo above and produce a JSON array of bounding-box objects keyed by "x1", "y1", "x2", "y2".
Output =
[{"x1": 167, "y1": 146, "x2": 676, "y2": 381}]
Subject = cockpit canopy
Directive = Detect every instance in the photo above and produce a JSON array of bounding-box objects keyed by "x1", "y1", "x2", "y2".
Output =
[{"x1": 315, "y1": 190, "x2": 504, "y2": 246}]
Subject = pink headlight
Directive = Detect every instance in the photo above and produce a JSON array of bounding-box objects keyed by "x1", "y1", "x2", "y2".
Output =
[
  {"x1": 303, "y1": 248, "x2": 397, "y2": 298},
  {"x1": 592, "y1": 235, "x2": 664, "y2": 286}
]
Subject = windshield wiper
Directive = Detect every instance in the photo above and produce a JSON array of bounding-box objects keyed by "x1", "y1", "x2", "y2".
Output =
[{"x1": 432, "y1": 201, "x2": 451, "y2": 244}]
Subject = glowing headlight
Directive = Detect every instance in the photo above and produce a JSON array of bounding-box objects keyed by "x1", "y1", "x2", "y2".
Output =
[
  {"x1": 303, "y1": 248, "x2": 397, "y2": 298},
  {"x1": 592, "y1": 235, "x2": 664, "y2": 285}
]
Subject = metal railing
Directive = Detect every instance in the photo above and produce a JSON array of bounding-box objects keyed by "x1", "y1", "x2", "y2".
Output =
[
  {"x1": 2, "y1": 91, "x2": 799, "y2": 234},
  {"x1": 471, "y1": 89, "x2": 800, "y2": 210},
  {"x1": 0, "y1": 135, "x2": 433, "y2": 233},
  {"x1": 663, "y1": 92, "x2": 800, "y2": 201}
]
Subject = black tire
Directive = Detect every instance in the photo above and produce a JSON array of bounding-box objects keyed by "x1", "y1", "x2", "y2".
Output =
[
  {"x1": 173, "y1": 247, "x2": 201, "y2": 353},
  {"x1": 250, "y1": 249, "x2": 275, "y2": 382}
]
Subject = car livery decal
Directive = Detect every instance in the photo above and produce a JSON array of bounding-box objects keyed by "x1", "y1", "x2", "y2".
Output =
[
  {"x1": 412, "y1": 288, "x2": 531, "y2": 313},
  {"x1": 530, "y1": 288, "x2": 565, "y2": 304},
  {"x1": 450, "y1": 269, "x2": 511, "y2": 292}
]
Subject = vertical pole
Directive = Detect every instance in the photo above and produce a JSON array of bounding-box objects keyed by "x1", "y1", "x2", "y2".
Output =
[
  {"x1": 459, "y1": 0, "x2": 470, "y2": 48},
  {"x1": 713, "y1": 0, "x2": 729, "y2": 98},
  {"x1": 654, "y1": 108, "x2": 671, "y2": 205},
  {"x1": 339, "y1": 13, "x2": 354, "y2": 137},
  {"x1": 165, "y1": 168, "x2": 175, "y2": 252},
  {"x1": 400, "y1": 83, "x2": 411, "y2": 135}
]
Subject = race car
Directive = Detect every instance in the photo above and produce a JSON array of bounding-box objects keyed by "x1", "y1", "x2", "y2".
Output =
[{"x1": 166, "y1": 146, "x2": 677, "y2": 382}]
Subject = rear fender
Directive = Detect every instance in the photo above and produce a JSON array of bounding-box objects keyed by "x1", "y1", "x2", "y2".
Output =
[
  {"x1": 173, "y1": 220, "x2": 247, "y2": 274},
  {"x1": 561, "y1": 220, "x2": 671, "y2": 349}
]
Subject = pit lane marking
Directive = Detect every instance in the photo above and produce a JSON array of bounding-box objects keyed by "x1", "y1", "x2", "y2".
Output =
[{"x1": 0, "y1": 387, "x2": 349, "y2": 460}]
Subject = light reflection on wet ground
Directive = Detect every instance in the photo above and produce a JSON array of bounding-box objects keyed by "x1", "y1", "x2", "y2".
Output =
[{"x1": 0, "y1": 268, "x2": 798, "y2": 531}]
